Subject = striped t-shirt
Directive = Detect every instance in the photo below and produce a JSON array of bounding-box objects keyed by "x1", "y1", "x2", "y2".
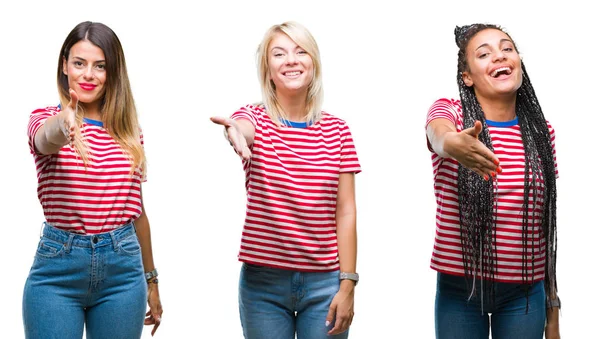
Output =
[
  {"x1": 232, "y1": 105, "x2": 361, "y2": 272},
  {"x1": 28, "y1": 106, "x2": 145, "y2": 234},
  {"x1": 425, "y1": 98, "x2": 558, "y2": 282}
]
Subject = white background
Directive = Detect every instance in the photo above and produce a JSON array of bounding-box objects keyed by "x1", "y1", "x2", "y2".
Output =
[{"x1": 1, "y1": 0, "x2": 598, "y2": 338}]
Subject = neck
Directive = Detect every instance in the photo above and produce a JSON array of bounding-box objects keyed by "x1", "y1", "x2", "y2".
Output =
[
  {"x1": 475, "y1": 91, "x2": 517, "y2": 122},
  {"x1": 82, "y1": 102, "x2": 102, "y2": 121},
  {"x1": 276, "y1": 89, "x2": 308, "y2": 122}
]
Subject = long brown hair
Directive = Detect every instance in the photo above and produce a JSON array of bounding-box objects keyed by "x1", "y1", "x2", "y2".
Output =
[{"x1": 57, "y1": 21, "x2": 145, "y2": 174}]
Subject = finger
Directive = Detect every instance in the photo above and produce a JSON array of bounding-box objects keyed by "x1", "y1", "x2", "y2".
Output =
[
  {"x1": 463, "y1": 120, "x2": 483, "y2": 138},
  {"x1": 325, "y1": 303, "x2": 336, "y2": 328},
  {"x1": 327, "y1": 314, "x2": 347, "y2": 335},
  {"x1": 68, "y1": 89, "x2": 79, "y2": 110},
  {"x1": 469, "y1": 153, "x2": 498, "y2": 174},
  {"x1": 151, "y1": 320, "x2": 161, "y2": 336},
  {"x1": 210, "y1": 116, "x2": 233, "y2": 127}
]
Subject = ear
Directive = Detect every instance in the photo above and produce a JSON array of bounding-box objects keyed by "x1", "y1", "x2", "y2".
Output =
[
  {"x1": 62, "y1": 56, "x2": 68, "y2": 76},
  {"x1": 462, "y1": 71, "x2": 473, "y2": 87}
]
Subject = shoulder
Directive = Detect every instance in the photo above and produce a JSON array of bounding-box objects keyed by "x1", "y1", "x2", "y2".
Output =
[
  {"x1": 429, "y1": 98, "x2": 462, "y2": 114},
  {"x1": 319, "y1": 111, "x2": 349, "y2": 127},
  {"x1": 31, "y1": 105, "x2": 61, "y2": 116}
]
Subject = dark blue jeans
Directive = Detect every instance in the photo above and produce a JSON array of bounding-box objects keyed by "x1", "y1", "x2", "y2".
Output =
[{"x1": 435, "y1": 273, "x2": 546, "y2": 339}]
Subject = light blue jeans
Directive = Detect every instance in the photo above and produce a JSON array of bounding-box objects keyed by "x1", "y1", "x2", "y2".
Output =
[
  {"x1": 239, "y1": 263, "x2": 349, "y2": 339},
  {"x1": 23, "y1": 223, "x2": 147, "y2": 339},
  {"x1": 435, "y1": 272, "x2": 546, "y2": 339}
]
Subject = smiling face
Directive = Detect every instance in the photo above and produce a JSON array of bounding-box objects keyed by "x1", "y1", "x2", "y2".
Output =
[
  {"x1": 62, "y1": 40, "x2": 107, "y2": 111},
  {"x1": 267, "y1": 32, "x2": 314, "y2": 98},
  {"x1": 462, "y1": 28, "x2": 522, "y2": 99}
]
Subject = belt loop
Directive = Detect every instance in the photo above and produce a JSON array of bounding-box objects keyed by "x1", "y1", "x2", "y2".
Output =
[
  {"x1": 39, "y1": 222, "x2": 45, "y2": 239},
  {"x1": 110, "y1": 229, "x2": 119, "y2": 252},
  {"x1": 65, "y1": 233, "x2": 75, "y2": 253}
]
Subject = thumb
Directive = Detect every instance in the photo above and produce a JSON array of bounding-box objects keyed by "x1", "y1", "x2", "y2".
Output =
[
  {"x1": 464, "y1": 120, "x2": 483, "y2": 138},
  {"x1": 325, "y1": 302, "x2": 336, "y2": 326},
  {"x1": 68, "y1": 89, "x2": 78, "y2": 111},
  {"x1": 210, "y1": 116, "x2": 232, "y2": 127}
]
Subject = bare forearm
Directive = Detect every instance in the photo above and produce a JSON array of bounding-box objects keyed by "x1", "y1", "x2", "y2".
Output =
[
  {"x1": 337, "y1": 213, "x2": 357, "y2": 273},
  {"x1": 426, "y1": 119, "x2": 456, "y2": 158},
  {"x1": 135, "y1": 212, "x2": 156, "y2": 273},
  {"x1": 35, "y1": 114, "x2": 69, "y2": 155}
]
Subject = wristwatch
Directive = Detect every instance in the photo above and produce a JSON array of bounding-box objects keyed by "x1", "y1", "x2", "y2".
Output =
[
  {"x1": 145, "y1": 268, "x2": 158, "y2": 281},
  {"x1": 340, "y1": 272, "x2": 359, "y2": 285}
]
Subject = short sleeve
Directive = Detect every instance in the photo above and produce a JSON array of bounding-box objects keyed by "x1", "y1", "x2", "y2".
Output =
[
  {"x1": 547, "y1": 121, "x2": 559, "y2": 179},
  {"x1": 139, "y1": 129, "x2": 148, "y2": 183},
  {"x1": 28, "y1": 107, "x2": 59, "y2": 155},
  {"x1": 425, "y1": 98, "x2": 462, "y2": 152},
  {"x1": 231, "y1": 105, "x2": 259, "y2": 127},
  {"x1": 339, "y1": 122, "x2": 361, "y2": 174}
]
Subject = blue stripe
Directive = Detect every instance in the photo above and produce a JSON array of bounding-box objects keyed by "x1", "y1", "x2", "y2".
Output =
[
  {"x1": 83, "y1": 118, "x2": 103, "y2": 127},
  {"x1": 486, "y1": 117, "x2": 518, "y2": 127},
  {"x1": 281, "y1": 119, "x2": 310, "y2": 128}
]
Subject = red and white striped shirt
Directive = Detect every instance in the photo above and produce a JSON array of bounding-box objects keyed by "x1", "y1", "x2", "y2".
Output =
[
  {"x1": 425, "y1": 98, "x2": 558, "y2": 282},
  {"x1": 231, "y1": 105, "x2": 361, "y2": 272},
  {"x1": 28, "y1": 106, "x2": 145, "y2": 234}
]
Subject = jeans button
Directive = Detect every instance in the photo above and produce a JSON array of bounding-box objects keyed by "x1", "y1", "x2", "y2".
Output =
[{"x1": 92, "y1": 236, "x2": 98, "y2": 244}]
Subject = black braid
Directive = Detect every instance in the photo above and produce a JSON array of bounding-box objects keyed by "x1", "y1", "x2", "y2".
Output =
[{"x1": 454, "y1": 24, "x2": 558, "y2": 308}]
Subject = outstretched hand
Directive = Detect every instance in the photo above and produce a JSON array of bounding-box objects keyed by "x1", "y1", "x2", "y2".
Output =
[
  {"x1": 60, "y1": 89, "x2": 78, "y2": 144},
  {"x1": 210, "y1": 116, "x2": 252, "y2": 160},
  {"x1": 445, "y1": 120, "x2": 501, "y2": 180}
]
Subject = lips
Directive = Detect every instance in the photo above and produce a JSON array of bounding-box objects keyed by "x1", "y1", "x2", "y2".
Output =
[
  {"x1": 490, "y1": 66, "x2": 512, "y2": 78},
  {"x1": 79, "y1": 83, "x2": 97, "y2": 91},
  {"x1": 283, "y1": 70, "x2": 302, "y2": 78}
]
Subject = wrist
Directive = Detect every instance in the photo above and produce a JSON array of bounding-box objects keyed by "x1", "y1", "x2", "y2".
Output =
[{"x1": 339, "y1": 279, "x2": 356, "y2": 291}]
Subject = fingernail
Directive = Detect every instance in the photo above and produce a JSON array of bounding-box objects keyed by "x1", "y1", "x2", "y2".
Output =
[
  {"x1": 491, "y1": 171, "x2": 496, "y2": 177},
  {"x1": 484, "y1": 175, "x2": 489, "y2": 181},
  {"x1": 325, "y1": 321, "x2": 330, "y2": 326},
  {"x1": 494, "y1": 159, "x2": 500, "y2": 165},
  {"x1": 497, "y1": 166, "x2": 503, "y2": 173}
]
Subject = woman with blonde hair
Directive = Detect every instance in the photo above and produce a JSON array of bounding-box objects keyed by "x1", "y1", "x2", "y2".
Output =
[
  {"x1": 212, "y1": 21, "x2": 361, "y2": 339},
  {"x1": 23, "y1": 21, "x2": 162, "y2": 338}
]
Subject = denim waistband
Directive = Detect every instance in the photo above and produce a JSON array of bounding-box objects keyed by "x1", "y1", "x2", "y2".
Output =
[{"x1": 42, "y1": 222, "x2": 136, "y2": 252}]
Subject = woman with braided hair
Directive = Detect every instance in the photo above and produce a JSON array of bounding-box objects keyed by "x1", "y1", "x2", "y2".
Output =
[{"x1": 425, "y1": 24, "x2": 560, "y2": 339}]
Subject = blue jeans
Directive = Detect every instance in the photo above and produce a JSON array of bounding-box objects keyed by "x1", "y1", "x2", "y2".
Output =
[
  {"x1": 435, "y1": 272, "x2": 546, "y2": 339},
  {"x1": 23, "y1": 223, "x2": 147, "y2": 339},
  {"x1": 239, "y1": 263, "x2": 349, "y2": 339}
]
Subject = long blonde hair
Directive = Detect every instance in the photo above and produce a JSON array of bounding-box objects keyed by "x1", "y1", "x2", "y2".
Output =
[
  {"x1": 256, "y1": 21, "x2": 324, "y2": 125},
  {"x1": 57, "y1": 21, "x2": 145, "y2": 174}
]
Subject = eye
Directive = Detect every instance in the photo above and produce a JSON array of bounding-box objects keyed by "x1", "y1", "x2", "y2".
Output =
[
  {"x1": 477, "y1": 53, "x2": 489, "y2": 59},
  {"x1": 274, "y1": 52, "x2": 284, "y2": 57},
  {"x1": 96, "y1": 64, "x2": 106, "y2": 70},
  {"x1": 297, "y1": 50, "x2": 308, "y2": 55},
  {"x1": 502, "y1": 47, "x2": 514, "y2": 52},
  {"x1": 74, "y1": 61, "x2": 84, "y2": 67}
]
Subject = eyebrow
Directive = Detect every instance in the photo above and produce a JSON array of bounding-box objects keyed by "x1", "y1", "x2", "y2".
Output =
[
  {"x1": 73, "y1": 56, "x2": 106, "y2": 63},
  {"x1": 475, "y1": 39, "x2": 514, "y2": 51},
  {"x1": 270, "y1": 45, "x2": 302, "y2": 52}
]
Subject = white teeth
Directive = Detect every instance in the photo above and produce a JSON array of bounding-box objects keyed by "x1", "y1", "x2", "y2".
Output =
[
  {"x1": 492, "y1": 67, "x2": 511, "y2": 77},
  {"x1": 285, "y1": 71, "x2": 301, "y2": 76}
]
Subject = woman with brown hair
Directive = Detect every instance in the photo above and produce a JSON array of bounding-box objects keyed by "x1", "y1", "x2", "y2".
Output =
[{"x1": 23, "y1": 21, "x2": 162, "y2": 338}]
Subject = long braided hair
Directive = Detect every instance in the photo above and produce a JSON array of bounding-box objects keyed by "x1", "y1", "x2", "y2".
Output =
[{"x1": 454, "y1": 24, "x2": 557, "y2": 307}]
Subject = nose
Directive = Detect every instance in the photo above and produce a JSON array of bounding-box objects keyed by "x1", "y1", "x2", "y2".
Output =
[
  {"x1": 83, "y1": 65, "x2": 95, "y2": 80},
  {"x1": 492, "y1": 48, "x2": 507, "y2": 63},
  {"x1": 285, "y1": 52, "x2": 298, "y2": 65}
]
